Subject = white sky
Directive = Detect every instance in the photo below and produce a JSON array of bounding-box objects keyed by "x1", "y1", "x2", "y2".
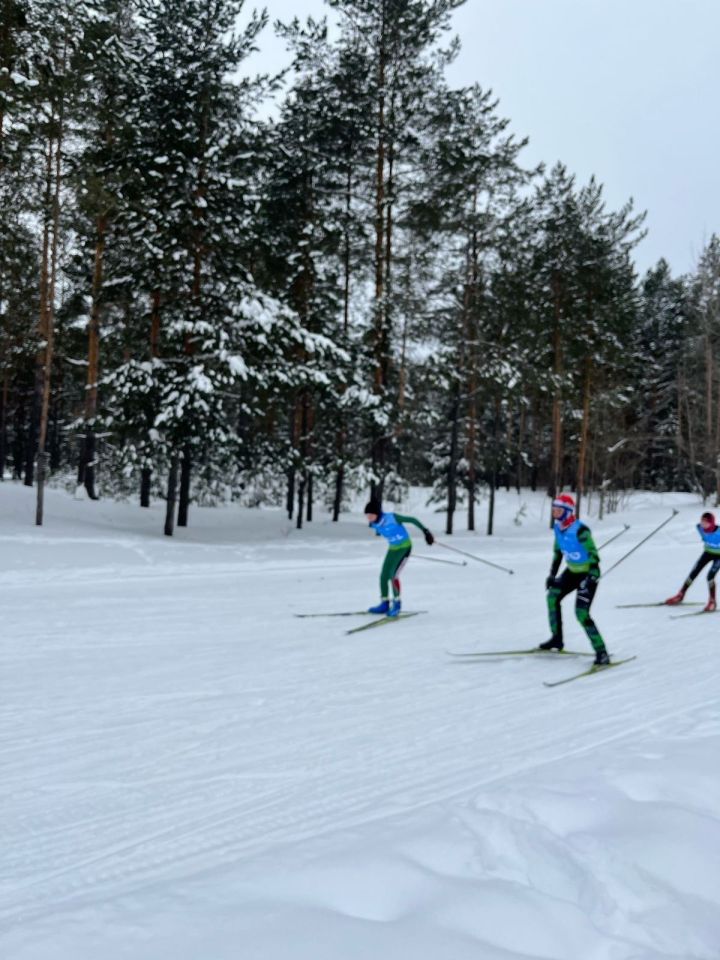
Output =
[{"x1": 244, "y1": 0, "x2": 720, "y2": 276}]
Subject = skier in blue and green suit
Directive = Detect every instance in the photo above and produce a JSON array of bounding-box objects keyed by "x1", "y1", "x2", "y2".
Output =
[
  {"x1": 364, "y1": 498, "x2": 434, "y2": 617},
  {"x1": 664, "y1": 511, "x2": 720, "y2": 611},
  {"x1": 539, "y1": 493, "x2": 611, "y2": 665}
]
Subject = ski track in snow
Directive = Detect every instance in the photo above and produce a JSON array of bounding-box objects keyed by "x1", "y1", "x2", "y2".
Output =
[{"x1": 1, "y1": 485, "x2": 719, "y2": 959}]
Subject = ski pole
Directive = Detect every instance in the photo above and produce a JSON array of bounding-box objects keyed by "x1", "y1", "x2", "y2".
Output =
[
  {"x1": 435, "y1": 540, "x2": 515, "y2": 575},
  {"x1": 598, "y1": 524, "x2": 630, "y2": 550},
  {"x1": 415, "y1": 554, "x2": 468, "y2": 567},
  {"x1": 604, "y1": 510, "x2": 678, "y2": 576}
]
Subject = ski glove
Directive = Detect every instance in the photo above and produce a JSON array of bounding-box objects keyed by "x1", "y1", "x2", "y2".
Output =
[
  {"x1": 423, "y1": 529, "x2": 434, "y2": 546},
  {"x1": 545, "y1": 576, "x2": 557, "y2": 590}
]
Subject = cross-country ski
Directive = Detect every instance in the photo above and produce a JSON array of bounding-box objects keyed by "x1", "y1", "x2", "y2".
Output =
[
  {"x1": 446, "y1": 648, "x2": 593, "y2": 659},
  {"x1": 543, "y1": 656, "x2": 639, "y2": 687},
  {"x1": 616, "y1": 600, "x2": 703, "y2": 608},
  {"x1": 345, "y1": 611, "x2": 424, "y2": 634}
]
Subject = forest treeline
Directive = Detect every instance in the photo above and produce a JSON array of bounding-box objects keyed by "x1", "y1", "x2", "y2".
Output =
[{"x1": 1, "y1": 0, "x2": 719, "y2": 534}]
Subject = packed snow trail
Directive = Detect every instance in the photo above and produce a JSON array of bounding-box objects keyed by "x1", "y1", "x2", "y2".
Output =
[{"x1": 1, "y1": 485, "x2": 719, "y2": 959}]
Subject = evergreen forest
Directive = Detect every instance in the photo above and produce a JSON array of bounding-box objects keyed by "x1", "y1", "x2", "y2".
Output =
[{"x1": 2, "y1": 0, "x2": 720, "y2": 534}]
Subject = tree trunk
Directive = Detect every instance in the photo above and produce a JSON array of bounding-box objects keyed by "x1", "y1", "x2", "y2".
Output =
[
  {"x1": 486, "y1": 477, "x2": 496, "y2": 536},
  {"x1": 706, "y1": 333, "x2": 714, "y2": 496},
  {"x1": 36, "y1": 81, "x2": 65, "y2": 526},
  {"x1": 549, "y1": 276, "x2": 563, "y2": 519},
  {"x1": 371, "y1": 17, "x2": 388, "y2": 486},
  {"x1": 178, "y1": 448, "x2": 191, "y2": 527},
  {"x1": 27, "y1": 128, "x2": 54, "y2": 490},
  {"x1": 446, "y1": 387, "x2": 460, "y2": 535},
  {"x1": 140, "y1": 467, "x2": 152, "y2": 507},
  {"x1": 150, "y1": 288, "x2": 161, "y2": 358},
  {"x1": 576, "y1": 358, "x2": 592, "y2": 518},
  {"x1": 78, "y1": 214, "x2": 107, "y2": 500},
  {"x1": 516, "y1": 404, "x2": 525, "y2": 494},
  {"x1": 487, "y1": 398, "x2": 499, "y2": 536},
  {"x1": 164, "y1": 456, "x2": 179, "y2": 536},
  {"x1": 296, "y1": 472, "x2": 305, "y2": 531},
  {"x1": 0, "y1": 373, "x2": 7, "y2": 479},
  {"x1": 332, "y1": 460, "x2": 344, "y2": 522},
  {"x1": 306, "y1": 471, "x2": 313, "y2": 522},
  {"x1": 286, "y1": 468, "x2": 295, "y2": 520}
]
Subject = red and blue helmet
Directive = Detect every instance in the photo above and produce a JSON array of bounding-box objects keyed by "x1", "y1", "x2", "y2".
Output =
[{"x1": 552, "y1": 493, "x2": 576, "y2": 521}]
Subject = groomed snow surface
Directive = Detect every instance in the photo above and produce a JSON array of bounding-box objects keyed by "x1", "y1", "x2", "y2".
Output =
[{"x1": 2, "y1": 483, "x2": 719, "y2": 960}]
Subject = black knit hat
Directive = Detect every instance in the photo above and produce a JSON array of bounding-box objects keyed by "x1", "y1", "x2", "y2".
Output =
[{"x1": 364, "y1": 498, "x2": 382, "y2": 516}]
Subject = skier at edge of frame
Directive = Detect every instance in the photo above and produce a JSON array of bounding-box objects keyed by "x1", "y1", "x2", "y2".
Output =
[
  {"x1": 664, "y1": 511, "x2": 720, "y2": 611},
  {"x1": 364, "y1": 498, "x2": 434, "y2": 617},
  {"x1": 538, "y1": 493, "x2": 611, "y2": 666}
]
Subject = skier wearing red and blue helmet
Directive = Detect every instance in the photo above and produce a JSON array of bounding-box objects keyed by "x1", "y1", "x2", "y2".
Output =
[
  {"x1": 364, "y1": 498, "x2": 434, "y2": 617},
  {"x1": 664, "y1": 511, "x2": 720, "y2": 612},
  {"x1": 538, "y1": 493, "x2": 610, "y2": 665}
]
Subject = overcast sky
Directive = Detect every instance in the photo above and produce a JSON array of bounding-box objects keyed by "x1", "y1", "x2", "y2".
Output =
[{"x1": 246, "y1": 0, "x2": 720, "y2": 276}]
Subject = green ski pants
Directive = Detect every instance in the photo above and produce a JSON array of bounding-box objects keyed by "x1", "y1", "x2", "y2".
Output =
[
  {"x1": 547, "y1": 569, "x2": 606, "y2": 652},
  {"x1": 380, "y1": 545, "x2": 412, "y2": 599}
]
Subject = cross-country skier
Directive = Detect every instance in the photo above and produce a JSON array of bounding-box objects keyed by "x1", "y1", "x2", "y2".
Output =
[
  {"x1": 664, "y1": 511, "x2": 720, "y2": 611},
  {"x1": 364, "y1": 499, "x2": 434, "y2": 617},
  {"x1": 539, "y1": 493, "x2": 611, "y2": 665}
]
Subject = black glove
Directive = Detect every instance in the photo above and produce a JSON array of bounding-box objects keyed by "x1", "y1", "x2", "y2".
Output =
[
  {"x1": 545, "y1": 576, "x2": 556, "y2": 590},
  {"x1": 424, "y1": 529, "x2": 434, "y2": 546}
]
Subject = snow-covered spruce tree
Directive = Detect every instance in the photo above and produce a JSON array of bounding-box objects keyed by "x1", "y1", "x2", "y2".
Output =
[
  {"x1": 0, "y1": 0, "x2": 40, "y2": 479},
  {"x1": 21, "y1": 0, "x2": 90, "y2": 522},
  {"x1": 327, "y1": 0, "x2": 463, "y2": 501},
  {"x1": 409, "y1": 83, "x2": 534, "y2": 533},
  {"x1": 629, "y1": 261, "x2": 690, "y2": 490},
  {"x1": 62, "y1": 0, "x2": 143, "y2": 500},
  {"x1": 255, "y1": 17, "x2": 374, "y2": 526},
  {"x1": 528, "y1": 163, "x2": 644, "y2": 506},
  {"x1": 98, "y1": 0, "x2": 272, "y2": 533},
  {"x1": 693, "y1": 236, "x2": 720, "y2": 500}
]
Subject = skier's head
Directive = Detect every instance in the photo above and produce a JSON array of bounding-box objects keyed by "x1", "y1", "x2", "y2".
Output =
[
  {"x1": 701, "y1": 511, "x2": 716, "y2": 530},
  {"x1": 364, "y1": 498, "x2": 382, "y2": 523},
  {"x1": 552, "y1": 493, "x2": 576, "y2": 524}
]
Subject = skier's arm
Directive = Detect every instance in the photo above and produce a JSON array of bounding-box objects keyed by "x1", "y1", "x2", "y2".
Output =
[
  {"x1": 548, "y1": 544, "x2": 562, "y2": 581},
  {"x1": 395, "y1": 513, "x2": 434, "y2": 544},
  {"x1": 578, "y1": 526, "x2": 600, "y2": 578}
]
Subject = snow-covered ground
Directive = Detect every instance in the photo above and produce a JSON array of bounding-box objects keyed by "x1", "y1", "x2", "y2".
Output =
[{"x1": 2, "y1": 482, "x2": 719, "y2": 960}]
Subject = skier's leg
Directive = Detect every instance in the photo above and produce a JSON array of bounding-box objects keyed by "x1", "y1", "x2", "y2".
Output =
[
  {"x1": 379, "y1": 550, "x2": 394, "y2": 600},
  {"x1": 674, "y1": 553, "x2": 713, "y2": 598},
  {"x1": 368, "y1": 551, "x2": 395, "y2": 613},
  {"x1": 385, "y1": 546, "x2": 411, "y2": 616},
  {"x1": 705, "y1": 558, "x2": 720, "y2": 610},
  {"x1": 575, "y1": 576, "x2": 607, "y2": 656},
  {"x1": 545, "y1": 570, "x2": 576, "y2": 645},
  {"x1": 389, "y1": 546, "x2": 412, "y2": 599}
]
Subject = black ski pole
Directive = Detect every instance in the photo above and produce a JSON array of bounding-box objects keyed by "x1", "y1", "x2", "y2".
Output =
[
  {"x1": 415, "y1": 554, "x2": 468, "y2": 567},
  {"x1": 604, "y1": 510, "x2": 678, "y2": 576},
  {"x1": 598, "y1": 524, "x2": 630, "y2": 550},
  {"x1": 435, "y1": 540, "x2": 514, "y2": 575}
]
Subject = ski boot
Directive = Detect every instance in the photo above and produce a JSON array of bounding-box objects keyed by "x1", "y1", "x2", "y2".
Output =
[
  {"x1": 538, "y1": 636, "x2": 564, "y2": 652},
  {"x1": 664, "y1": 590, "x2": 686, "y2": 606},
  {"x1": 704, "y1": 597, "x2": 717, "y2": 613},
  {"x1": 593, "y1": 649, "x2": 611, "y2": 667},
  {"x1": 387, "y1": 599, "x2": 402, "y2": 618},
  {"x1": 368, "y1": 599, "x2": 390, "y2": 615}
]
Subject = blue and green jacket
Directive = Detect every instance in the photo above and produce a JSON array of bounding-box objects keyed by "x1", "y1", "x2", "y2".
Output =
[
  {"x1": 370, "y1": 512, "x2": 428, "y2": 550},
  {"x1": 550, "y1": 519, "x2": 600, "y2": 577}
]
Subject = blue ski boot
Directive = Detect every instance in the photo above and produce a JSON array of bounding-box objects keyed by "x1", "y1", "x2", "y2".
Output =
[
  {"x1": 387, "y1": 599, "x2": 402, "y2": 618},
  {"x1": 368, "y1": 599, "x2": 390, "y2": 615}
]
